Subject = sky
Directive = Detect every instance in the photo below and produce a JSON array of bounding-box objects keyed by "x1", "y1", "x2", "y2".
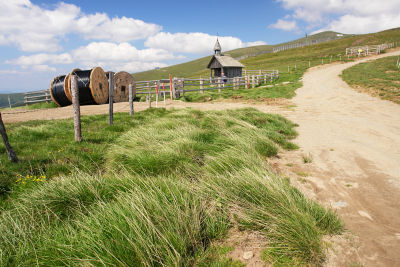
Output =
[{"x1": 0, "y1": 0, "x2": 400, "y2": 93}]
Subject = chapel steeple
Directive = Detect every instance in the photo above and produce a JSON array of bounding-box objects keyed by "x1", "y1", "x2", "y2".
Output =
[{"x1": 214, "y1": 38, "x2": 222, "y2": 56}]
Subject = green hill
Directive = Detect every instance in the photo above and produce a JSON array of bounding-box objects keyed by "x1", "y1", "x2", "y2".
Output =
[
  {"x1": 133, "y1": 28, "x2": 400, "y2": 81},
  {"x1": 0, "y1": 93, "x2": 24, "y2": 109}
]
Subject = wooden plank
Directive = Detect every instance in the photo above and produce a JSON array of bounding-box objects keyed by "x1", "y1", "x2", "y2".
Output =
[
  {"x1": 108, "y1": 72, "x2": 114, "y2": 125},
  {"x1": 71, "y1": 75, "x2": 82, "y2": 142},
  {"x1": 129, "y1": 83, "x2": 134, "y2": 116},
  {"x1": 0, "y1": 112, "x2": 18, "y2": 162}
]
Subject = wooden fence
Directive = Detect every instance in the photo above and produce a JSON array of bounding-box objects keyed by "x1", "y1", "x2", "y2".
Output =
[
  {"x1": 272, "y1": 35, "x2": 345, "y2": 53},
  {"x1": 135, "y1": 70, "x2": 279, "y2": 101},
  {"x1": 345, "y1": 43, "x2": 394, "y2": 56},
  {"x1": 24, "y1": 90, "x2": 51, "y2": 105}
]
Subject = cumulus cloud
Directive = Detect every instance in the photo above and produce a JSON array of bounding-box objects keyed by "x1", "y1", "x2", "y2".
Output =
[
  {"x1": 72, "y1": 42, "x2": 175, "y2": 62},
  {"x1": 7, "y1": 42, "x2": 175, "y2": 73},
  {"x1": 32, "y1": 65, "x2": 56, "y2": 72},
  {"x1": 274, "y1": 0, "x2": 400, "y2": 34},
  {"x1": 6, "y1": 53, "x2": 73, "y2": 66},
  {"x1": 0, "y1": 0, "x2": 161, "y2": 52},
  {"x1": 72, "y1": 42, "x2": 174, "y2": 72},
  {"x1": 145, "y1": 32, "x2": 266, "y2": 54},
  {"x1": 269, "y1": 19, "x2": 299, "y2": 32}
]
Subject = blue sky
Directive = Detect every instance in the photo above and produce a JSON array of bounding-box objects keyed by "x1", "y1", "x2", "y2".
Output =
[{"x1": 1, "y1": 0, "x2": 399, "y2": 93}]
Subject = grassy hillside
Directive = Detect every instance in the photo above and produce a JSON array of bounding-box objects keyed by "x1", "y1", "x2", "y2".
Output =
[
  {"x1": 0, "y1": 93, "x2": 24, "y2": 109},
  {"x1": 133, "y1": 28, "x2": 400, "y2": 82},
  {"x1": 342, "y1": 55, "x2": 400, "y2": 104},
  {"x1": 0, "y1": 108, "x2": 342, "y2": 265}
]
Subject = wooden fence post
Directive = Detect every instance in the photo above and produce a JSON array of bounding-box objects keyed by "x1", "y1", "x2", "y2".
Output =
[
  {"x1": 182, "y1": 79, "x2": 185, "y2": 98},
  {"x1": 218, "y1": 77, "x2": 221, "y2": 92},
  {"x1": 156, "y1": 81, "x2": 159, "y2": 108},
  {"x1": 200, "y1": 79, "x2": 204, "y2": 94},
  {"x1": 245, "y1": 76, "x2": 248, "y2": 89},
  {"x1": 252, "y1": 75, "x2": 255, "y2": 88},
  {"x1": 148, "y1": 83, "x2": 152, "y2": 108},
  {"x1": 264, "y1": 74, "x2": 267, "y2": 84},
  {"x1": 163, "y1": 83, "x2": 166, "y2": 105},
  {"x1": 108, "y1": 72, "x2": 114, "y2": 125},
  {"x1": 71, "y1": 75, "x2": 82, "y2": 142},
  {"x1": 129, "y1": 83, "x2": 134, "y2": 116},
  {"x1": 169, "y1": 74, "x2": 173, "y2": 100},
  {"x1": 0, "y1": 112, "x2": 18, "y2": 162},
  {"x1": 172, "y1": 78, "x2": 177, "y2": 99}
]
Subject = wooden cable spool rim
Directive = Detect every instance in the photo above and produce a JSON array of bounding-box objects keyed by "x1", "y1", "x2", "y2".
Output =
[
  {"x1": 49, "y1": 76, "x2": 60, "y2": 107},
  {"x1": 89, "y1": 66, "x2": 109, "y2": 104},
  {"x1": 64, "y1": 68, "x2": 81, "y2": 102},
  {"x1": 113, "y1": 71, "x2": 136, "y2": 102}
]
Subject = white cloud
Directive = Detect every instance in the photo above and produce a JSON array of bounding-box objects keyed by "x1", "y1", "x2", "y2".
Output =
[
  {"x1": 72, "y1": 42, "x2": 175, "y2": 62},
  {"x1": 71, "y1": 42, "x2": 174, "y2": 72},
  {"x1": 0, "y1": 0, "x2": 162, "y2": 52},
  {"x1": 275, "y1": 0, "x2": 400, "y2": 34},
  {"x1": 145, "y1": 32, "x2": 266, "y2": 54},
  {"x1": 269, "y1": 19, "x2": 299, "y2": 32},
  {"x1": 7, "y1": 42, "x2": 175, "y2": 73},
  {"x1": 7, "y1": 53, "x2": 73, "y2": 66},
  {"x1": 32, "y1": 65, "x2": 56, "y2": 72},
  {"x1": 76, "y1": 15, "x2": 161, "y2": 42}
]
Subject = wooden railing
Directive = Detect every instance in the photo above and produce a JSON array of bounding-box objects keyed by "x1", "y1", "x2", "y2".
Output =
[
  {"x1": 24, "y1": 90, "x2": 51, "y2": 105},
  {"x1": 345, "y1": 43, "x2": 394, "y2": 56},
  {"x1": 135, "y1": 70, "x2": 279, "y2": 101}
]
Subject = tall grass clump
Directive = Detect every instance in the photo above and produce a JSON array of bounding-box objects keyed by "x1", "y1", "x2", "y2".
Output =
[
  {"x1": 0, "y1": 172, "x2": 228, "y2": 266},
  {"x1": 0, "y1": 108, "x2": 342, "y2": 265}
]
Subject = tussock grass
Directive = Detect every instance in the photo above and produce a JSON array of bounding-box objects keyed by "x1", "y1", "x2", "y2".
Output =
[{"x1": 0, "y1": 108, "x2": 342, "y2": 265}]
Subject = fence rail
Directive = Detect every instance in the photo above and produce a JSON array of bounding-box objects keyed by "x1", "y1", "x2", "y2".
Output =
[
  {"x1": 24, "y1": 89, "x2": 51, "y2": 105},
  {"x1": 345, "y1": 43, "x2": 394, "y2": 56},
  {"x1": 272, "y1": 36, "x2": 345, "y2": 53},
  {"x1": 135, "y1": 70, "x2": 279, "y2": 102}
]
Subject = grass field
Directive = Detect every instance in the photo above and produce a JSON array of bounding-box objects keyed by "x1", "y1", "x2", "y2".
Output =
[
  {"x1": 342, "y1": 55, "x2": 400, "y2": 104},
  {"x1": 0, "y1": 108, "x2": 343, "y2": 265}
]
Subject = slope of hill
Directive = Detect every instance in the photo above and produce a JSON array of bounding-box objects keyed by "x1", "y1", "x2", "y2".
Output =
[
  {"x1": 0, "y1": 93, "x2": 24, "y2": 109},
  {"x1": 132, "y1": 28, "x2": 400, "y2": 81}
]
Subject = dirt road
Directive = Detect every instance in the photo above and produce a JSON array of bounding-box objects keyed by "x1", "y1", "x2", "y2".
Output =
[
  {"x1": 275, "y1": 50, "x2": 400, "y2": 266},
  {"x1": 2, "y1": 50, "x2": 400, "y2": 266}
]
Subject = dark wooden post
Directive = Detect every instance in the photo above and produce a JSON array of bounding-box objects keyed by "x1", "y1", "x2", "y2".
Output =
[
  {"x1": 129, "y1": 83, "x2": 134, "y2": 116},
  {"x1": 0, "y1": 112, "x2": 18, "y2": 163},
  {"x1": 71, "y1": 75, "x2": 82, "y2": 142},
  {"x1": 108, "y1": 72, "x2": 114, "y2": 125}
]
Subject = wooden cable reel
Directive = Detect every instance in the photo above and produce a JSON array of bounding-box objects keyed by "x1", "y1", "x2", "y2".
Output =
[
  {"x1": 113, "y1": 71, "x2": 136, "y2": 102},
  {"x1": 64, "y1": 67, "x2": 109, "y2": 105}
]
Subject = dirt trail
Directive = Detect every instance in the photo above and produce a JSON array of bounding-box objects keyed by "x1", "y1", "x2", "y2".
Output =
[
  {"x1": 275, "y1": 50, "x2": 400, "y2": 266},
  {"x1": 2, "y1": 50, "x2": 400, "y2": 266}
]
